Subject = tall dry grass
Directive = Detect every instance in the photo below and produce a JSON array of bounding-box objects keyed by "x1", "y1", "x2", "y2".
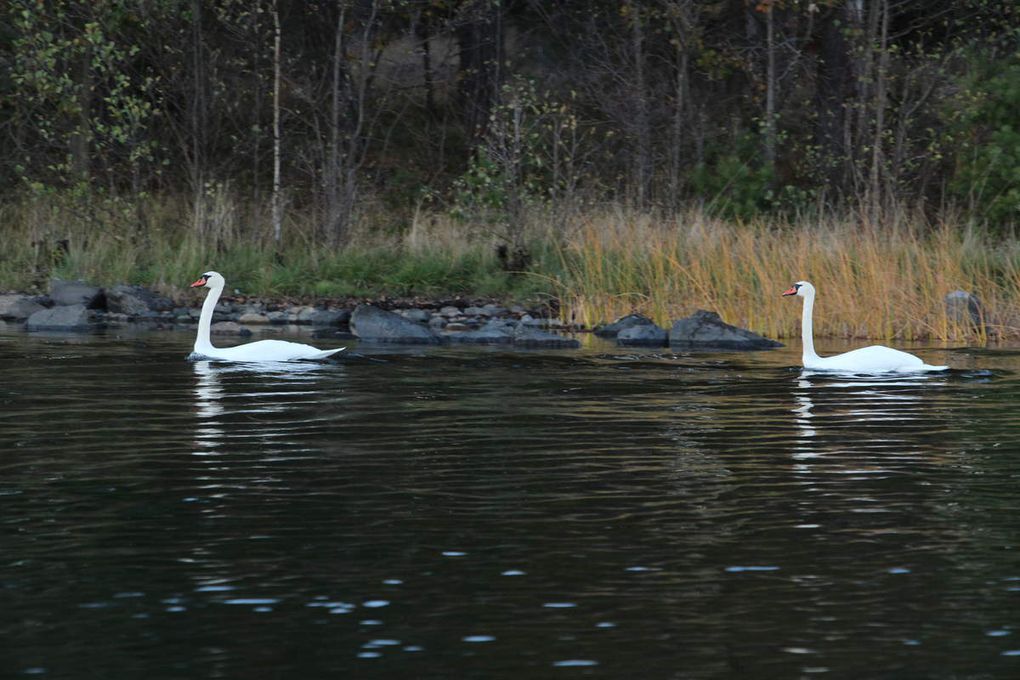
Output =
[
  {"x1": 552, "y1": 210, "x2": 1020, "y2": 343},
  {"x1": 2, "y1": 192, "x2": 1018, "y2": 343}
]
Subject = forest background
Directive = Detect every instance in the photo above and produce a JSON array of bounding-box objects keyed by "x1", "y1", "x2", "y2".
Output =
[{"x1": 0, "y1": 0, "x2": 1017, "y2": 341}]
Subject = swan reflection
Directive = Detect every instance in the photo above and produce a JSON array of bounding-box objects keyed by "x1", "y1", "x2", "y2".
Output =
[
  {"x1": 193, "y1": 361, "x2": 225, "y2": 451},
  {"x1": 791, "y1": 369, "x2": 941, "y2": 466},
  {"x1": 192, "y1": 359, "x2": 340, "y2": 454}
]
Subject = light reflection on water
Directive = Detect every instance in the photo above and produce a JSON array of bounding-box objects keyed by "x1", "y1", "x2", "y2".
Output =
[{"x1": 1, "y1": 329, "x2": 1019, "y2": 678}]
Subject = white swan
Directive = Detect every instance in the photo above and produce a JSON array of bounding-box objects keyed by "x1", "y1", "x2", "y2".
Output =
[
  {"x1": 189, "y1": 271, "x2": 345, "y2": 362},
  {"x1": 783, "y1": 281, "x2": 947, "y2": 373}
]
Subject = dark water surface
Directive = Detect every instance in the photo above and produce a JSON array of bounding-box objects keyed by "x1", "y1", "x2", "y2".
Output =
[{"x1": 2, "y1": 328, "x2": 1019, "y2": 678}]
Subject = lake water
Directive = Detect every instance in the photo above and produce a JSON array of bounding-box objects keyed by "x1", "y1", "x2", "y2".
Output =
[{"x1": 2, "y1": 327, "x2": 1018, "y2": 678}]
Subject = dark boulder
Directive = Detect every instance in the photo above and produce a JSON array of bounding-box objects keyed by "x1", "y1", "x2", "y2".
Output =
[
  {"x1": 300, "y1": 308, "x2": 351, "y2": 327},
  {"x1": 351, "y1": 304, "x2": 441, "y2": 344},
  {"x1": 49, "y1": 279, "x2": 105, "y2": 308},
  {"x1": 669, "y1": 310, "x2": 782, "y2": 350},
  {"x1": 26, "y1": 304, "x2": 98, "y2": 331},
  {"x1": 211, "y1": 321, "x2": 252, "y2": 337},
  {"x1": 107, "y1": 284, "x2": 174, "y2": 315},
  {"x1": 594, "y1": 313, "x2": 657, "y2": 338},
  {"x1": 617, "y1": 322, "x2": 668, "y2": 347},
  {"x1": 0, "y1": 294, "x2": 46, "y2": 321},
  {"x1": 945, "y1": 290, "x2": 983, "y2": 328},
  {"x1": 513, "y1": 322, "x2": 581, "y2": 349},
  {"x1": 447, "y1": 320, "x2": 515, "y2": 345}
]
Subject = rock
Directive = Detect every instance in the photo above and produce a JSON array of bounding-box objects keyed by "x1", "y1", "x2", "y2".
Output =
[
  {"x1": 481, "y1": 304, "x2": 507, "y2": 317},
  {"x1": 238, "y1": 312, "x2": 270, "y2": 324},
  {"x1": 351, "y1": 304, "x2": 441, "y2": 344},
  {"x1": 107, "y1": 284, "x2": 174, "y2": 315},
  {"x1": 513, "y1": 322, "x2": 581, "y2": 349},
  {"x1": 49, "y1": 279, "x2": 105, "y2": 308},
  {"x1": 0, "y1": 294, "x2": 45, "y2": 321},
  {"x1": 446, "y1": 321, "x2": 515, "y2": 344},
  {"x1": 444, "y1": 322, "x2": 471, "y2": 332},
  {"x1": 428, "y1": 316, "x2": 447, "y2": 330},
  {"x1": 400, "y1": 308, "x2": 431, "y2": 323},
  {"x1": 463, "y1": 306, "x2": 487, "y2": 316},
  {"x1": 594, "y1": 313, "x2": 657, "y2": 338},
  {"x1": 520, "y1": 315, "x2": 561, "y2": 328},
  {"x1": 945, "y1": 290, "x2": 983, "y2": 328},
  {"x1": 302, "y1": 308, "x2": 350, "y2": 327},
  {"x1": 617, "y1": 322, "x2": 668, "y2": 347},
  {"x1": 26, "y1": 304, "x2": 96, "y2": 331},
  {"x1": 211, "y1": 321, "x2": 252, "y2": 336},
  {"x1": 266, "y1": 311, "x2": 289, "y2": 325},
  {"x1": 669, "y1": 310, "x2": 782, "y2": 350},
  {"x1": 439, "y1": 305, "x2": 461, "y2": 318},
  {"x1": 290, "y1": 306, "x2": 318, "y2": 324}
]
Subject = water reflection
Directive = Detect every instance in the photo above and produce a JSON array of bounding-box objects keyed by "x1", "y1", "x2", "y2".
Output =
[
  {"x1": 6, "y1": 330, "x2": 1020, "y2": 679},
  {"x1": 193, "y1": 361, "x2": 225, "y2": 452}
]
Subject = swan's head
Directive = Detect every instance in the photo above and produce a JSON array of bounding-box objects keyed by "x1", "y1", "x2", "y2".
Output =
[
  {"x1": 782, "y1": 281, "x2": 815, "y2": 298},
  {"x1": 190, "y1": 271, "x2": 224, "y2": 289}
]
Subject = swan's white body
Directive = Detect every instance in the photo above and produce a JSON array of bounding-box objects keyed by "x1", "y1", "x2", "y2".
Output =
[
  {"x1": 189, "y1": 271, "x2": 345, "y2": 362},
  {"x1": 784, "y1": 281, "x2": 947, "y2": 374}
]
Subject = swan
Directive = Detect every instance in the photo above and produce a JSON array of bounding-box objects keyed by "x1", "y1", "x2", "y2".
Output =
[
  {"x1": 188, "y1": 271, "x2": 345, "y2": 362},
  {"x1": 783, "y1": 281, "x2": 947, "y2": 373}
]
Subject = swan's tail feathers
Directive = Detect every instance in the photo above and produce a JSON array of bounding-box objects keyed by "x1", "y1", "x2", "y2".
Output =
[
  {"x1": 922, "y1": 364, "x2": 950, "y2": 372},
  {"x1": 306, "y1": 347, "x2": 346, "y2": 361}
]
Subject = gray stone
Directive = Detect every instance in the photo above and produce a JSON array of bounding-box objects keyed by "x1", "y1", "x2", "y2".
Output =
[
  {"x1": 945, "y1": 290, "x2": 983, "y2": 328},
  {"x1": 266, "y1": 311, "x2": 289, "y2": 325},
  {"x1": 595, "y1": 313, "x2": 657, "y2": 338},
  {"x1": 520, "y1": 315, "x2": 561, "y2": 328},
  {"x1": 439, "y1": 305, "x2": 461, "y2": 318},
  {"x1": 302, "y1": 308, "x2": 350, "y2": 327},
  {"x1": 400, "y1": 308, "x2": 431, "y2": 323},
  {"x1": 291, "y1": 306, "x2": 319, "y2": 324},
  {"x1": 617, "y1": 322, "x2": 668, "y2": 347},
  {"x1": 238, "y1": 312, "x2": 270, "y2": 324},
  {"x1": 481, "y1": 304, "x2": 507, "y2": 317},
  {"x1": 211, "y1": 321, "x2": 252, "y2": 336},
  {"x1": 0, "y1": 294, "x2": 45, "y2": 321},
  {"x1": 26, "y1": 304, "x2": 96, "y2": 331},
  {"x1": 463, "y1": 306, "x2": 487, "y2": 316},
  {"x1": 351, "y1": 304, "x2": 441, "y2": 344},
  {"x1": 107, "y1": 285, "x2": 174, "y2": 315},
  {"x1": 49, "y1": 279, "x2": 105, "y2": 308},
  {"x1": 669, "y1": 310, "x2": 782, "y2": 350},
  {"x1": 446, "y1": 324, "x2": 515, "y2": 344},
  {"x1": 513, "y1": 322, "x2": 581, "y2": 349},
  {"x1": 428, "y1": 316, "x2": 447, "y2": 329}
]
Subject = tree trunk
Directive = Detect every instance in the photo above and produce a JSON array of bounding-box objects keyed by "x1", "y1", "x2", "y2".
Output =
[
  {"x1": 271, "y1": 0, "x2": 283, "y2": 245},
  {"x1": 869, "y1": 0, "x2": 890, "y2": 220},
  {"x1": 630, "y1": 0, "x2": 651, "y2": 208},
  {"x1": 813, "y1": 4, "x2": 854, "y2": 198},
  {"x1": 456, "y1": 0, "x2": 504, "y2": 140},
  {"x1": 764, "y1": 4, "x2": 776, "y2": 169}
]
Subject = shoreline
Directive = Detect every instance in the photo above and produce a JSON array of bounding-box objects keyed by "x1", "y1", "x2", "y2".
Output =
[{"x1": 0, "y1": 279, "x2": 788, "y2": 351}]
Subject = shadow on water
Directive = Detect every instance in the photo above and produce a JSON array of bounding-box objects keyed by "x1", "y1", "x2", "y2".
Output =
[{"x1": 3, "y1": 328, "x2": 1020, "y2": 678}]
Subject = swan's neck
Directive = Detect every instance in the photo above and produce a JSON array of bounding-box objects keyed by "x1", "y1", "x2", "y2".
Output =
[
  {"x1": 801, "y1": 293, "x2": 819, "y2": 363},
  {"x1": 195, "y1": 283, "x2": 223, "y2": 353}
]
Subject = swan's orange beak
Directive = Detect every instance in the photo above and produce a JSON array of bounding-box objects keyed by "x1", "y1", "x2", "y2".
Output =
[
  {"x1": 782, "y1": 286, "x2": 798, "y2": 296},
  {"x1": 190, "y1": 277, "x2": 207, "y2": 288}
]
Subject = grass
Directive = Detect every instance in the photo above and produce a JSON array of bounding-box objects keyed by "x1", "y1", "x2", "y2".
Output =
[
  {"x1": 0, "y1": 191, "x2": 1017, "y2": 343},
  {"x1": 553, "y1": 210, "x2": 1019, "y2": 343}
]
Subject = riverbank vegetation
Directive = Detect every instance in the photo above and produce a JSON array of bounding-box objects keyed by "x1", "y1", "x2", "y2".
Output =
[{"x1": 0, "y1": 1, "x2": 1017, "y2": 342}]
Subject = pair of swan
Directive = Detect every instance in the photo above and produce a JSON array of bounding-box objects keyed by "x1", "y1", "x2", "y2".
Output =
[
  {"x1": 189, "y1": 271, "x2": 345, "y2": 362},
  {"x1": 189, "y1": 271, "x2": 947, "y2": 373},
  {"x1": 783, "y1": 281, "x2": 947, "y2": 373}
]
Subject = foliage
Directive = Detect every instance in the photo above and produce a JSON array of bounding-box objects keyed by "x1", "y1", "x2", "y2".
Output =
[{"x1": 950, "y1": 55, "x2": 1020, "y2": 227}]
